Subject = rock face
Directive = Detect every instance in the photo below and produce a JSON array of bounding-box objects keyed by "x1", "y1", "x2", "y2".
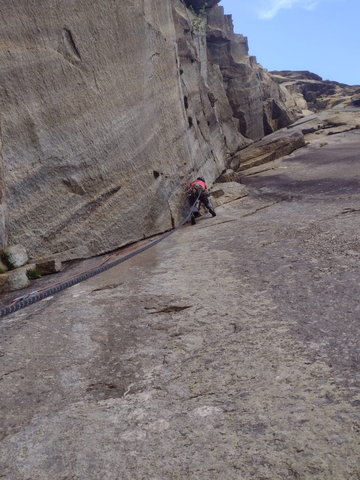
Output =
[
  {"x1": 233, "y1": 129, "x2": 305, "y2": 172},
  {"x1": 205, "y1": 7, "x2": 301, "y2": 142},
  {"x1": 1, "y1": 133, "x2": 360, "y2": 477},
  {"x1": 271, "y1": 70, "x2": 360, "y2": 112},
  {"x1": 0, "y1": 1, "x2": 193, "y2": 261},
  {"x1": 35, "y1": 258, "x2": 62, "y2": 275},
  {"x1": 184, "y1": 0, "x2": 220, "y2": 9},
  {"x1": 229, "y1": 70, "x2": 360, "y2": 174},
  {"x1": 210, "y1": 181, "x2": 247, "y2": 206},
  {"x1": 0, "y1": 0, "x2": 302, "y2": 261}
]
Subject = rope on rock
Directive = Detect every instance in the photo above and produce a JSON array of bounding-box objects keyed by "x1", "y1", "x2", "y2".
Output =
[{"x1": 0, "y1": 194, "x2": 201, "y2": 319}]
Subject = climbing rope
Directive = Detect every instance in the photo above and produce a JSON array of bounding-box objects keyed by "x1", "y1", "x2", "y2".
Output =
[{"x1": 0, "y1": 193, "x2": 201, "y2": 318}]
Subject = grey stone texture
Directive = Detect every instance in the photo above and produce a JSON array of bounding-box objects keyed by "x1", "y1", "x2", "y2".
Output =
[
  {"x1": 206, "y1": 6, "x2": 301, "y2": 142},
  {"x1": 227, "y1": 107, "x2": 360, "y2": 176},
  {"x1": 210, "y1": 181, "x2": 247, "y2": 206},
  {"x1": 0, "y1": 263, "x2": 35, "y2": 293},
  {"x1": 0, "y1": 0, "x2": 302, "y2": 262},
  {"x1": 233, "y1": 129, "x2": 305, "y2": 172},
  {"x1": 214, "y1": 168, "x2": 242, "y2": 183},
  {"x1": 0, "y1": 130, "x2": 359, "y2": 478},
  {"x1": 0, "y1": 0, "x2": 194, "y2": 261},
  {"x1": 270, "y1": 70, "x2": 360, "y2": 112},
  {"x1": 184, "y1": 0, "x2": 221, "y2": 9},
  {"x1": 0, "y1": 244, "x2": 28, "y2": 269},
  {"x1": 0, "y1": 258, "x2": 8, "y2": 273},
  {"x1": 35, "y1": 258, "x2": 62, "y2": 275}
]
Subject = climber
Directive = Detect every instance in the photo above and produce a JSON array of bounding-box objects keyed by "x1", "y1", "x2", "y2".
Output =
[{"x1": 188, "y1": 176, "x2": 216, "y2": 225}]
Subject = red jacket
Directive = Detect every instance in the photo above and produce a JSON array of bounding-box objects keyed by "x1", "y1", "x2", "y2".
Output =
[{"x1": 190, "y1": 179, "x2": 208, "y2": 190}]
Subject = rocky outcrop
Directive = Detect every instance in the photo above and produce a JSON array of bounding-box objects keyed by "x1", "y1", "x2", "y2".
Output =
[
  {"x1": 231, "y1": 129, "x2": 305, "y2": 172},
  {"x1": 205, "y1": 7, "x2": 301, "y2": 142},
  {"x1": 287, "y1": 109, "x2": 360, "y2": 148},
  {"x1": 230, "y1": 71, "x2": 360, "y2": 174},
  {"x1": 0, "y1": 263, "x2": 35, "y2": 293},
  {"x1": 35, "y1": 258, "x2": 62, "y2": 275},
  {"x1": 234, "y1": 108, "x2": 360, "y2": 175},
  {"x1": 271, "y1": 70, "x2": 360, "y2": 112},
  {"x1": 184, "y1": 0, "x2": 220, "y2": 10},
  {"x1": 0, "y1": 0, "x2": 303, "y2": 262}
]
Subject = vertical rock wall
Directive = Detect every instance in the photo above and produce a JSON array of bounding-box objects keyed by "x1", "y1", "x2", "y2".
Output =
[
  {"x1": 171, "y1": 1, "x2": 245, "y2": 182},
  {"x1": 0, "y1": 1, "x2": 198, "y2": 260},
  {"x1": 206, "y1": 6, "x2": 301, "y2": 142},
  {"x1": 0, "y1": 0, "x2": 301, "y2": 261}
]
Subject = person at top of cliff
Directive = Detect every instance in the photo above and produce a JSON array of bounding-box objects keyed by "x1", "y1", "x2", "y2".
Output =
[{"x1": 188, "y1": 176, "x2": 216, "y2": 225}]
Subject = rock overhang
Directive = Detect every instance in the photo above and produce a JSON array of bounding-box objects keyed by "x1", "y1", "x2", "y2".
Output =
[{"x1": 183, "y1": 0, "x2": 221, "y2": 11}]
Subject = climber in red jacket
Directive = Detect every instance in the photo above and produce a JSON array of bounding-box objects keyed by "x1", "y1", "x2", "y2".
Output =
[{"x1": 188, "y1": 176, "x2": 216, "y2": 225}]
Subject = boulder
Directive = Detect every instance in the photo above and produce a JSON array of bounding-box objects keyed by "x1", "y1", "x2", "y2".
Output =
[
  {"x1": 35, "y1": 258, "x2": 63, "y2": 275},
  {"x1": 1, "y1": 244, "x2": 28, "y2": 269},
  {"x1": 0, "y1": 263, "x2": 35, "y2": 293}
]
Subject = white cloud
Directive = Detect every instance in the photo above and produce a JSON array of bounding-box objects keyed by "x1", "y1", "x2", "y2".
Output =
[{"x1": 258, "y1": 0, "x2": 320, "y2": 19}]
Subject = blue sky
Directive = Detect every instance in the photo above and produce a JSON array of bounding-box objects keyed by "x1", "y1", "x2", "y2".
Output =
[{"x1": 219, "y1": 0, "x2": 360, "y2": 85}]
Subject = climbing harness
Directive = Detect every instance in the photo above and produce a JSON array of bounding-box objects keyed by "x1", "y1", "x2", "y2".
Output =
[{"x1": 0, "y1": 192, "x2": 201, "y2": 318}]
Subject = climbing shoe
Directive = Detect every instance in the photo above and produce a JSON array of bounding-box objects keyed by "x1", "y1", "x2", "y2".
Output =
[
  {"x1": 209, "y1": 209, "x2": 216, "y2": 217},
  {"x1": 191, "y1": 214, "x2": 196, "y2": 225}
]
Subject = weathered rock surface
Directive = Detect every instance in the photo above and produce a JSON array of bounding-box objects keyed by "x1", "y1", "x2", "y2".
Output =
[
  {"x1": 0, "y1": 263, "x2": 35, "y2": 293},
  {"x1": 35, "y1": 258, "x2": 62, "y2": 275},
  {"x1": 2, "y1": 1, "x2": 209, "y2": 261},
  {"x1": 271, "y1": 70, "x2": 360, "y2": 112},
  {"x1": 0, "y1": 274, "x2": 7, "y2": 291},
  {"x1": 210, "y1": 181, "x2": 247, "y2": 206},
  {"x1": 0, "y1": 244, "x2": 28, "y2": 269},
  {"x1": 5, "y1": 5, "x2": 359, "y2": 269},
  {"x1": 231, "y1": 129, "x2": 305, "y2": 172},
  {"x1": 184, "y1": 0, "x2": 220, "y2": 9},
  {"x1": 0, "y1": 259, "x2": 8, "y2": 273},
  {"x1": 0, "y1": 0, "x2": 302, "y2": 262},
  {"x1": 0, "y1": 131, "x2": 359, "y2": 478},
  {"x1": 287, "y1": 108, "x2": 360, "y2": 139},
  {"x1": 206, "y1": 7, "x2": 301, "y2": 141},
  {"x1": 223, "y1": 77, "x2": 360, "y2": 175},
  {"x1": 214, "y1": 168, "x2": 242, "y2": 183}
]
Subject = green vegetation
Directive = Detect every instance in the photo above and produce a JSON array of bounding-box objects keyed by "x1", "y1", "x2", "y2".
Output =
[
  {"x1": 26, "y1": 268, "x2": 42, "y2": 280},
  {"x1": 188, "y1": 3, "x2": 207, "y2": 35},
  {"x1": 272, "y1": 76, "x2": 287, "y2": 85}
]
